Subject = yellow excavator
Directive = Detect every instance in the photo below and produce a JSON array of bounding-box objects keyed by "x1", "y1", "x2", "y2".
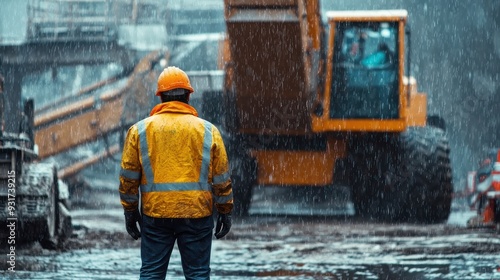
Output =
[{"x1": 213, "y1": 0, "x2": 453, "y2": 222}]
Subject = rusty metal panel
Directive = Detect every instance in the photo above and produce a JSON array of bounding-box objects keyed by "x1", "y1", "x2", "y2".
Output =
[{"x1": 226, "y1": 15, "x2": 310, "y2": 134}]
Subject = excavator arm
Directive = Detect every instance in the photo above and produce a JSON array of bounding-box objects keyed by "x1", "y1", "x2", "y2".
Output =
[{"x1": 34, "y1": 50, "x2": 168, "y2": 177}]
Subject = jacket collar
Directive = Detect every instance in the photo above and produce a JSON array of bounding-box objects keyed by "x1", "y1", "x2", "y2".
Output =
[{"x1": 149, "y1": 101, "x2": 198, "y2": 117}]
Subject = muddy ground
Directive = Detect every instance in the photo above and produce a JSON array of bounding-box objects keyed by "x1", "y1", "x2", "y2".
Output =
[{"x1": 2, "y1": 183, "x2": 500, "y2": 279}]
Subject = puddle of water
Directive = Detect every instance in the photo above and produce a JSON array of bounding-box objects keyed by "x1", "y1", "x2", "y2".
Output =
[{"x1": 2, "y1": 236, "x2": 500, "y2": 279}]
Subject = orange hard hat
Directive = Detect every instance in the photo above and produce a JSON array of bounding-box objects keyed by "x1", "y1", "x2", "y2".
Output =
[{"x1": 155, "y1": 66, "x2": 194, "y2": 96}]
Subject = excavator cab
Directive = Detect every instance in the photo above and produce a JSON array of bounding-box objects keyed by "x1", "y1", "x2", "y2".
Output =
[
  {"x1": 330, "y1": 21, "x2": 398, "y2": 119},
  {"x1": 311, "y1": 10, "x2": 425, "y2": 133}
]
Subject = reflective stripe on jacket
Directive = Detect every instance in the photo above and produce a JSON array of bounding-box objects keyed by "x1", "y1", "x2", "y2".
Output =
[{"x1": 119, "y1": 101, "x2": 232, "y2": 218}]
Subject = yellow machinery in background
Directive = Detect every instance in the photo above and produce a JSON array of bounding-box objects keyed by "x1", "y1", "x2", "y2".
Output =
[
  {"x1": 217, "y1": 0, "x2": 452, "y2": 222},
  {"x1": 33, "y1": 51, "x2": 167, "y2": 178}
]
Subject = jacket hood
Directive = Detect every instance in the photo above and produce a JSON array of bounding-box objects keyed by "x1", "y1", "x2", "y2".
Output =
[{"x1": 149, "y1": 101, "x2": 198, "y2": 117}]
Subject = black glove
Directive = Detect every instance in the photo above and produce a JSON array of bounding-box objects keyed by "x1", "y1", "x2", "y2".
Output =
[
  {"x1": 124, "y1": 209, "x2": 142, "y2": 240},
  {"x1": 214, "y1": 213, "x2": 232, "y2": 239}
]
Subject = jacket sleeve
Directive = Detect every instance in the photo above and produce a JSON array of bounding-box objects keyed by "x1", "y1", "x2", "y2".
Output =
[
  {"x1": 211, "y1": 126, "x2": 233, "y2": 214},
  {"x1": 119, "y1": 125, "x2": 142, "y2": 212}
]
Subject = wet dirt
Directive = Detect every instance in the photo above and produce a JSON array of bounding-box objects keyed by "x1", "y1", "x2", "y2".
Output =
[{"x1": 2, "y1": 183, "x2": 500, "y2": 279}]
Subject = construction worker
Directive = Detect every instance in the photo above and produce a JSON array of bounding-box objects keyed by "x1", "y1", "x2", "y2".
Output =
[
  {"x1": 119, "y1": 66, "x2": 233, "y2": 279},
  {"x1": 467, "y1": 150, "x2": 498, "y2": 228}
]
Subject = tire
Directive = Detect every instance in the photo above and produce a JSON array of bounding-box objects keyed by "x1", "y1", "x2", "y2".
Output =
[
  {"x1": 39, "y1": 165, "x2": 60, "y2": 249},
  {"x1": 350, "y1": 135, "x2": 409, "y2": 222},
  {"x1": 231, "y1": 155, "x2": 257, "y2": 217},
  {"x1": 403, "y1": 126, "x2": 453, "y2": 223},
  {"x1": 57, "y1": 201, "x2": 72, "y2": 246},
  {"x1": 227, "y1": 134, "x2": 257, "y2": 217},
  {"x1": 350, "y1": 126, "x2": 453, "y2": 223},
  {"x1": 350, "y1": 158, "x2": 377, "y2": 220}
]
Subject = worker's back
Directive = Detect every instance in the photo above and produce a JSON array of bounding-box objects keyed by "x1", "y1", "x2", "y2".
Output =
[
  {"x1": 146, "y1": 109, "x2": 206, "y2": 182},
  {"x1": 136, "y1": 101, "x2": 216, "y2": 218}
]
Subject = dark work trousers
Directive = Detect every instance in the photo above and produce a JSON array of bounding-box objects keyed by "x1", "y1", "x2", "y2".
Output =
[{"x1": 139, "y1": 214, "x2": 214, "y2": 280}]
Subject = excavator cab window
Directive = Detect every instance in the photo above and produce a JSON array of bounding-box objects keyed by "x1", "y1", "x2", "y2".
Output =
[{"x1": 330, "y1": 21, "x2": 399, "y2": 120}]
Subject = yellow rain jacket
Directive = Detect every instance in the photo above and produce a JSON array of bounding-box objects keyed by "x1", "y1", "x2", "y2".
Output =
[{"x1": 119, "y1": 101, "x2": 233, "y2": 218}]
